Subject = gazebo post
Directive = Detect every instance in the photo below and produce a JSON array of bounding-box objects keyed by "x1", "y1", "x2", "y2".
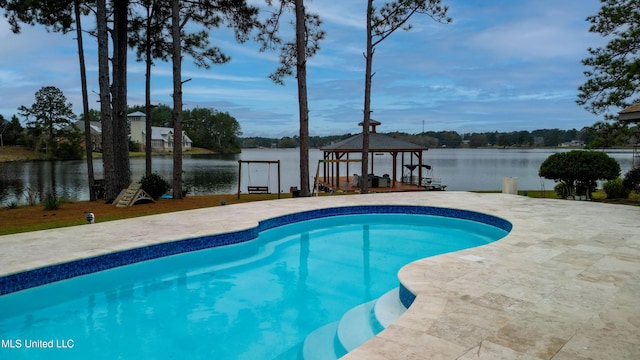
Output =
[
  {"x1": 346, "y1": 153, "x2": 350, "y2": 186},
  {"x1": 336, "y1": 152, "x2": 342, "y2": 188},
  {"x1": 370, "y1": 151, "x2": 374, "y2": 175},
  {"x1": 391, "y1": 152, "x2": 398, "y2": 187},
  {"x1": 417, "y1": 151, "x2": 423, "y2": 186},
  {"x1": 237, "y1": 160, "x2": 242, "y2": 199},
  {"x1": 331, "y1": 152, "x2": 335, "y2": 186},
  {"x1": 401, "y1": 152, "x2": 405, "y2": 183},
  {"x1": 325, "y1": 152, "x2": 330, "y2": 184}
]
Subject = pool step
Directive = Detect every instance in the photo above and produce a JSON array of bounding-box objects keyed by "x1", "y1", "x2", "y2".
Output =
[
  {"x1": 373, "y1": 287, "x2": 408, "y2": 329},
  {"x1": 272, "y1": 340, "x2": 304, "y2": 360},
  {"x1": 301, "y1": 321, "x2": 340, "y2": 360},
  {"x1": 302, "y1": 288, "x2": 407, "y2": 360},
  {"x1": 336, "y1": 299, "x2": 377, "y2": 352}
]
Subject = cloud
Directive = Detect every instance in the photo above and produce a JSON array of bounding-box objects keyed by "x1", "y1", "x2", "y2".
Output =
[
  {"x1": 307, "y1": 2, "x2": 365, "y2": 30},
  {"x1": 0, "y1": 0, "x2": 607, "y2": 136}
]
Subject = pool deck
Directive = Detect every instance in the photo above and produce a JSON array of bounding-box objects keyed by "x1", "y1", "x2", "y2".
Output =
[{"x1": 1, "y1": 192, "x2": 639, "y2": 359}]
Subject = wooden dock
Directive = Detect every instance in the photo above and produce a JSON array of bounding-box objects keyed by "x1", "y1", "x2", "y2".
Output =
[{"x1": 315, "y1": 176, "x2": 427, "y2": 193}]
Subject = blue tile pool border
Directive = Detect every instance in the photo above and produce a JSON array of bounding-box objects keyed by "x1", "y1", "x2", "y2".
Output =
[{"x1": 0, "y1": 205, "x2": 511, "y2": 296}]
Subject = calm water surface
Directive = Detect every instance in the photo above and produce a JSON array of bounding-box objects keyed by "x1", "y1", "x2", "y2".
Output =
[{"x1": 0, "y1": 148, "x2": 636, "y2": 205}]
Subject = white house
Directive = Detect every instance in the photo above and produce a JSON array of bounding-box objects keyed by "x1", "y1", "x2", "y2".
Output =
[{"x1": 128, "y1": 111, "x2": 192, "y2": 152}]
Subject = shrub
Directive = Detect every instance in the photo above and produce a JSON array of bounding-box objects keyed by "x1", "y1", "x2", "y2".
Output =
[
  {"x1": 554, "y1": 182, "x2": 573, "y2": 199},
  {"x1": 140, "y1": 173, "x2": 170, "y2": 199},
  {"x1": 623, "y1": 165, "x2": 640, "y2": 192},
  {"x1": 25, "y1": 187, "x2": 39, "y2": 206},
  {"x1": 129, "y1": 140, "x2": 142, "y2": 152},
  {"x1": 53, "y1": 140, "x2": 84, "y2": 160},
  {"x1": 603, "y1": 178, "x2": 630, "y2": 199},
  {"x1": 54, "y1": 128, "x2": 84, "y2": 160},
  {"x1": 42, "y1": 192, "x2": 63, "y2": 210},
  {"x1": 539, "y1": 150, "x2": 621, "y2": 199},
  {"x1": 5, "y1": 201, "x2": 18, "y2": 210}
]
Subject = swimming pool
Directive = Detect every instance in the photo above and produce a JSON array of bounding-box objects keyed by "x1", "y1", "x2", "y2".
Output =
[{"x1": 0, "y1": 205, "x2": 510, "y2": 359}]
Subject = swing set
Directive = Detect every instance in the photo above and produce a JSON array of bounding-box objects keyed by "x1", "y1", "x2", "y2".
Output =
[{"x1": 237, "y1": 160, "x2": 281, "y2": 199}]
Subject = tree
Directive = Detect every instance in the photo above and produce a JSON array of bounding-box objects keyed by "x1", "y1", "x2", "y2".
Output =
[
  {"x1": 0, "y1": 115, "x2": 8, "y2": 147},
  {"x1": 1, "y1": 0, "x2": 134, "y2": 201},
  {"x1": 361, "y1": 0, "x2": 451, "y2": 193},
  {"x1": 129, "y1": 0, "x2": 169, "y2": 176},
  {"x1": 434, "y1": 130, "x2": 461, "y2": 148},
  {"x1": 623, "y1": 165, "x2": 640, "y2": 192},
  {"x1": 171, "y1": 0, "x2": 184, "y2": 199},
  {"x1": 0, "y1": 115, "x2": 24, "y2": 146},
  {"x1": 182, "y1": 108, "x2": 242, "y2": 153},
  {"x1": 130, "y1": 1, "x2": 240, "y2": 175},
  {"x1": 0, "y1": 0, "x2": 96, "y2": 198},
  {"x1": 278, "y1": 136, "x2": 299, "y2": 148},
  {"x1": 468, "y1": 134, "x2": 488, "y2": 148},
  {"x1": 260, "y1": 0, "x2": 325, "y2": 196},
  {"x1": 0, "y1": 0, "x2": 74, "y2": 31},
  {"x1": 0, "y1": 116, "x2": 6, "y2": 147},
  {"x1": 539, "y1": 150, "x2": 621, "y2": 199},
  {"x1": 165, "y1": 0, "x2": 258, "y2": 199},
  {"x1": 73, "y1": 0, "x2": 97, "y2": 200},
  {"x1": 584, "y1": 121, "x2": 630, "y2": 148},
  {"x1": 294, "y1": 0, "x2": 311, "y2": 196},
  {"x1": 95, "y1": 0, "x2": 117, "y2": 200},
  {"x1": 110, "y1": 0, "x2": 132, "y2": 201},
  {"x1": 577, "y1": 0, "x2": 640, "y2": 118},
  {"x1": 18, "y1": 86, "x2": 75, "y2": 157},
  {"x1": 54, "y1": 126, "x2": 84, "y2": 160},
  {"x1": 150, "y1": 104, "x2": 173, "y2": 126}
]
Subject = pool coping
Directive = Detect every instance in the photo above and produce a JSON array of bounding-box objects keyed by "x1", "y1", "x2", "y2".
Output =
[{"x1": 1, "y1": 192, "x2": 639, "y2": 359}]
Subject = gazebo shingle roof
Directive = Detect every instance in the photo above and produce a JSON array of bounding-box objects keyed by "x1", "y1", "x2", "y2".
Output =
[
  {"x1": 320, "y1": 133, "x2": 427, "y2": 152},
  {"x1": 619, "y1": 103, "x2": 640, "y2": 122}
]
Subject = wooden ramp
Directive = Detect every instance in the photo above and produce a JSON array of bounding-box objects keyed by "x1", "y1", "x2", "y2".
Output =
[{"x1": 114, "y1": 182, "x2": 155, "y2": 207}]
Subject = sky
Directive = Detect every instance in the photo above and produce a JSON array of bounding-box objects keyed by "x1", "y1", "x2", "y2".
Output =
[{"x1": 0, "y1": 0, "x2": 609, "y2": 138}]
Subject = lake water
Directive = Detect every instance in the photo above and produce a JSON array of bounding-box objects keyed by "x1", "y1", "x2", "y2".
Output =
[{"x1": 0, "y1": 148, "x2": 636, "y2": 205}]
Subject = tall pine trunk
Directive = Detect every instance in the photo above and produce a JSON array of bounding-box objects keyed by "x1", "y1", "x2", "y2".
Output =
[
  {"x1": 74, "y1": 0, "x2": 95, "y2": 200},
  {"x1": 96, "y1": 0, "x2": 115, "y2": 200},
  {"x1": 111, "y1": 0, "x2": 131, "y2": 198},
  {"x1": 144, "y1": 3, "x2": 154, "y2": 176},
  {"x1": 361, "y1": 0, "x2": 374, "y2": 194},
  {"x1": 295, "y1": 0, "x2": 310, "y2": 196},
  {"x1": 171, "y1": 0, "x2": 183, "y2": 199}
]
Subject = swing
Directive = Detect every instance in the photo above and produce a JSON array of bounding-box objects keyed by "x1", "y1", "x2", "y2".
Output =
[
  {"x1": 237, "y1": 160, "x2": 281, "y2": 199},
  {"x1": 247, "y1": 162, "x2": 270, "y2": 194}
]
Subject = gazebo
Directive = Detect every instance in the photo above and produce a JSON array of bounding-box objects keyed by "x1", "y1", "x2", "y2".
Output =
[
  {"x1": 618, "y1": 102, "x2": 640, "y2": 123},
  {"x1": 619, "y1": 103, "x2": 640, "y2": 165},
  {"x1": 318, "y1": 120, "x2": 431, "y2": 192}
]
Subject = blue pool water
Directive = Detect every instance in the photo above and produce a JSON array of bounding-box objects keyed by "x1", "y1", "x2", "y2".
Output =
[{"x1": 0, "y1": 209, "x2": 509, "y2": 359}]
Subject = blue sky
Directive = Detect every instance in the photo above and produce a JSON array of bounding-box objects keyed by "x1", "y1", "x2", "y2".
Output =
[{"x1": 0, "y1": 0, "x2": 607, "y2": 137}]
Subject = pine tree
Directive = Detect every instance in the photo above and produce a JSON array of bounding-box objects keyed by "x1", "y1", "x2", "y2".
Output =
[{"x1": 577, "y1": 0, "x2": 640, "y2": 118}]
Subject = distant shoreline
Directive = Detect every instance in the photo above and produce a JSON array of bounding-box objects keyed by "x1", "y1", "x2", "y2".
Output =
[{"x1": 0, "y1": 146, "x2": 215, "y2": 163}]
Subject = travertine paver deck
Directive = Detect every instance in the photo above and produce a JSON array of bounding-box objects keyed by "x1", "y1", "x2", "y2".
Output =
[{"x1": 1, "y1": 192, "x2": 639, "y2": 359}]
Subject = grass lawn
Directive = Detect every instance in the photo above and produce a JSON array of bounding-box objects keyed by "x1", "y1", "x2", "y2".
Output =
[
  {"x1": 0, "y1": 146, "x2": 47, "y2": 162},
  {"x1": 1, "y1": 189, "x2": 637, "y2": 236},
  {"x1": 0, "y1": 193, "x2": 285, "y2": 236}
]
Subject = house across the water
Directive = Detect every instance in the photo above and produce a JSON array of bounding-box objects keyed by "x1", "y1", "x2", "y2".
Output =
[
  {"x1": 74, "y1": 111, "x2": 192, "y2": 152},
  {"x1": 127, "y1": 111, "x2": 192, "y2": 152}
]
